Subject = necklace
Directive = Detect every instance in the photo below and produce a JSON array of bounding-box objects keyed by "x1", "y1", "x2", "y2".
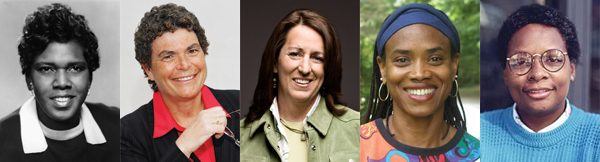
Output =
[
  {"x1": 386, "y1": 114, "x2": 450, "y2": 140},
  {"x1": 280, "y1": 119, "x2": 307, "y2": 141}
]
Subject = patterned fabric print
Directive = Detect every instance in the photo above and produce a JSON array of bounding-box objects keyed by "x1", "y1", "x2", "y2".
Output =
[{"x1": 360, "y1": 120, "x2": 480, "y2": 162}]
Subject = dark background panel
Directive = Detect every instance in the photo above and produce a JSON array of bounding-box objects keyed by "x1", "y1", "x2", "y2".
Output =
[{"x1": 240, "y1": 0, "x2": 360, "y2": 117}]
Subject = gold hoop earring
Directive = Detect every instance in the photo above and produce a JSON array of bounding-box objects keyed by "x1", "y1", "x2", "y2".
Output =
[
  {"x1": 450, "y1": 79, "x2": 458, "y2": 97},
  {"x1": 378, "y1": 79, "x2": 389, "y2": 101}
]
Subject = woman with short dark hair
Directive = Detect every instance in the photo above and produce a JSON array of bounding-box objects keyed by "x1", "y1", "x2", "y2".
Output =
[{"x1": 0, "y1": 3, "x2": 119, "y2": 161}]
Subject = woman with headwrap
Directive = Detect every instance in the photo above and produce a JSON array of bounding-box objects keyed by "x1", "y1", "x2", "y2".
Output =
[{"x1": 360, "y1": 3, "x2": 479, "y2": 162}]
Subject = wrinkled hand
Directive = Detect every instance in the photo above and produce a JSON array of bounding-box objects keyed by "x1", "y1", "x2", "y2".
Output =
[{"x1": 175, "y1": 107, "x2": 227, "y2": 157}]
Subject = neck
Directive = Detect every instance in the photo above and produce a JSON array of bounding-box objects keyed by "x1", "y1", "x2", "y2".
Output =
[
  {"x1": 162, "y1": 92, "x2": 203, "y2": 128},
  {"x1": 388, "y1": 105, "x2": 455, "y2": 148},
  {"x1": 517, "y1": 101, "x2": 566, "y2": 132},
  {"x1": 36, "y1": 102, "x2": 81, "y2": 130},
  {"x1": 276, "y1": 95, "x2": 317, "y2": 122}
]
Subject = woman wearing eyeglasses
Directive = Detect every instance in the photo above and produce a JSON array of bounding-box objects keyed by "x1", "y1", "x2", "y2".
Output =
[
  {"x1": 481, "y1": 4, "x2": 600, "y2": 161},
  {"x1": 120, "y1": 4, "x2": 240, "y2": 162}
]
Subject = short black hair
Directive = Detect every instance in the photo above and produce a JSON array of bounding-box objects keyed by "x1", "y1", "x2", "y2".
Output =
[
  {"x1": 498, "y1": 4, "x2": 580, "y2": 67},
  {"x1": 18, "y1": 3, "x2": 99, "y2": 87},
  {"x1": 134, "y1": 3, "x2": 209, "y2": 91}
]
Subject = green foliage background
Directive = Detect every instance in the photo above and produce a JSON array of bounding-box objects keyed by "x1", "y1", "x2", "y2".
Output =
[{"x1": 359, "y1": 0, "x2": 480, "y2": 111}]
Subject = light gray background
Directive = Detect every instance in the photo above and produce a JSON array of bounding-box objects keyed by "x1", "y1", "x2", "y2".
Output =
[
  {"x1": 0, "y1": 0, "x2": 120, "y2": 117},
  {"x1": 119, "y1": 0, "x2": 240, "y2": 117}
]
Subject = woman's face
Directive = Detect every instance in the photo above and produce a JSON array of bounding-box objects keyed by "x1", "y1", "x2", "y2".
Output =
[
  {"x1": 276, "y1": 25, "x2": 325, "y2": 104},
  {"x1": 30, "y1": 41, "x2": 90, "y2": 121},
  {"x1": 504, "y1": 24, "x2": 575, "y2": 117},
  {"x1": 378, "y1": 24, "x2": 458, "y2": 118},
  {"x1": 144, "y1": 29, "x2": 207, "y2": 101}
]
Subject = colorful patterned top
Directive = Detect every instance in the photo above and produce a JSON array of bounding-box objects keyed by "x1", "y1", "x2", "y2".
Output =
[{"x1": 360, "y1": 119, "x2": 480, "y2": 162}]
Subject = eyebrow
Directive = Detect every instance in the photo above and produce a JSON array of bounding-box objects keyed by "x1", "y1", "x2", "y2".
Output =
[
  {"x1": 426, "y1": 47, "x2": 444, "y2": 54},
  {"x1": 157, "y1": 43, "x2": 201, "y2": 57},
  {"x1": 33, "y1": 61, "x2": 87, "y2": 67},
  {"x1": 187, "y1": 43, "x2": 201, "y2": 51}
]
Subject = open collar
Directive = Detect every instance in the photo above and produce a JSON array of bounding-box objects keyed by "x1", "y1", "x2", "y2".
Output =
[
  {"x1": 152, "y1": 85, "x2": 231, "y2": 138},
  {"x1": 19, "y1": 96, "x2": 106, "y2": 154},
  {"x1": 248, "y1": 95, "x2": 332, "y2": 137}
]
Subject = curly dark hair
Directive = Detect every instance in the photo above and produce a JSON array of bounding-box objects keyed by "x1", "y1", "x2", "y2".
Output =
[
  {"x1": 244, "y1": 9, "x2": 346, "y2": 125},
  {"x1": 18, "y1": 3, "x2": 99, "y2": 88},
  {"x1": 134, "y1": 3, "x2": 209, "y2": 91},
  {"x1": 498, "y1": 4, "x2": 580, "y2": 67}
]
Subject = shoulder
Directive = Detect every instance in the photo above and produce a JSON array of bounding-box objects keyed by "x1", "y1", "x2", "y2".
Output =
[
  {"x1": 120, "y1": 100, "x2": 153, "y2": 134},
  {"x1": 209, "y1": 88, "x2": 240, "y2": 112},
  {"x1": 210, "y1": 88, "x2": 240, "y2": 102},
  {"x1": 86, "y1": 102, "x2": 119, "y2": 120},
  {"x1": 0, "y1": 109, "x2": 21, "y2": 138},
  {"x1": 0, "y1": 108, "x2": 20, "y2": 129},
  {"x1": 571, "y1": 106, "x2": 600, "y2": 132},
  {"x1": 333, "y1": 105, "x2": 360, "y2": 123},
  {"x1": 481, "y1": 106, "x2": 511, "y2": 123},
  {"x1": 461, "y1": 131, "x2": 481, "y2": 148},
  {"x1": 455, "y1": 130, "x2": 481, "y2": 161},
  {"x1": 359, "y1": 120, "x2": 380, "y2": 139}
]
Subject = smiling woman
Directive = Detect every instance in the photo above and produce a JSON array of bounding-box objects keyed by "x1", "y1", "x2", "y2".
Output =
[
  {"x1": 480, "y1": 4, "x2": 600, "y2": 161},
  {"x1": 120, "y1": 3, "x2": 240, "y2": 162},
  {"x1": 0, "y1": 3, "x2": 119, "y2": 161},
  {"x1": 360, "y1": 3, "x2": 479, "y2": 162},
  {"x1": 240, "y1": 9, "x2": 360, "y2": 162}
]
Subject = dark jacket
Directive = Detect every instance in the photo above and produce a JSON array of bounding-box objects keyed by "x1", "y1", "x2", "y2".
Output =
[
  {"x1": 121, "y1": 88, "x2": 240, "y2": 162},
  {"x1": 0, "y1": 102, "x2": 120, "y2": 162}
]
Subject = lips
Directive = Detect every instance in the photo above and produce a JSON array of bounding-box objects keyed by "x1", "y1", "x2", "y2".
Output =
[
  {"x1": 406, "y1": 88, "x2": 435, "y2": 96},
  {"x1": 50, "y1": 96, "x2": 74, "y2": 107},
  {"x1": 293, "y1": 78, "x2": 312, "y2": 87},
  {"x1": 523, "y1": 87, "x2": 555, "y2": 99},
  {"x1": 404, "y1": 85, "x2": 437, "y2": 102},
  {"x1": 173, "y1": 74, "x2": 196, "y2": 82}
]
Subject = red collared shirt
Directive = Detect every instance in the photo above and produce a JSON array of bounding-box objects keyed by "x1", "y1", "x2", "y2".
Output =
[{"x1": 153, "y1": 85, "x2": 230, "y2": 162}]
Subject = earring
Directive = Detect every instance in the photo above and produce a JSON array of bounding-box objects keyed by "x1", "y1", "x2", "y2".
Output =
[
  {"x1": 450, "y1": 76, "x2": 458, "y2": 97},
  {"x1": 273, "y1": 77, "x2": 277, "y2": 89},
  {"x1": 378, "y1": 78, "x2": 389, "y2": 101},
  {"x1": 28, "y1": 82, "x2": 34, "y2": 96},
  {"x1": 570, "y1": 76, "x2": 575, "y2": 81}
]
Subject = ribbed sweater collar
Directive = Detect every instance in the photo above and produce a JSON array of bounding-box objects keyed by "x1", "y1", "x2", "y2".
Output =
[{"x1": 502, "y1": 104, "x2": 584, "y2": 148}]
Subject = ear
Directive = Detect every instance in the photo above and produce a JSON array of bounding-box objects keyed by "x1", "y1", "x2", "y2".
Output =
[
  {"x1": 569, "y1": 62, "x2": 576, "y2": 81},
  {"x1": 376, "y1": 56, "x2": 386, "y2": 84},
  {"x1": 142, "y1": 64, "x2": 155, "y2": 81},
  {"x1": 25, "y1": 76, "x2": 32, "y2": 90}
]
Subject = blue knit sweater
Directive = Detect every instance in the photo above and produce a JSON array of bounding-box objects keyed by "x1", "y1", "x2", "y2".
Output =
[{"x1": 481, "y1": 105, "x2": 600, "y2": 161}]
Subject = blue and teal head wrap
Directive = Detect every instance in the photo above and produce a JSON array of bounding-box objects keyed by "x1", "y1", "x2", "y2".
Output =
[{"x1": 375, "y1": 3, "x2": 460, "y2": 56}]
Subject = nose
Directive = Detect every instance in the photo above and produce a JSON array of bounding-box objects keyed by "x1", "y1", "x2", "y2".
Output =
[
  {"x1": 53, "y1": 70, "x2": 72, "y2": 90},
  {"x1": 175, "y1": 54, "x2": 191, "y2": 70},
  {"x1": 409, "y1": 59, "x2": 432, "y2": 81},
  {"x1": 298, "y1": 55, "x2": 312, "y2": 75},
  {"x1": 527, "y1": 56, "x2": 549, "y2": 82}
]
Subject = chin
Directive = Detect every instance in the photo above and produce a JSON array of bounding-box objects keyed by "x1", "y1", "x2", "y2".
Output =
[{"x1": 290, "y1": 91, "x2": 318, "y2": 102}]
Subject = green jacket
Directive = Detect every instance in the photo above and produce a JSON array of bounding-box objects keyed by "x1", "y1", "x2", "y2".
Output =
[{"x1": 240, "y1": 98, "x2": 360, "y2": 162}]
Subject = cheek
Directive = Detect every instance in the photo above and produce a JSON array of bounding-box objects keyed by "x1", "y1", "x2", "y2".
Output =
[
  {"x1": 314, "y1": 64, "x2": 325, "y2": 78},
  {"x1": 277, "y1": 58, "x2": 296, "y2": 74}
]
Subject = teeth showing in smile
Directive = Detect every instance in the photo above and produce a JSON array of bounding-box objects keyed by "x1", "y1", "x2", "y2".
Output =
[
  {"x1": 294, "y1": 79, "x2": 310, "y2": 84},
  {"x1": 526, "y1": 89, "x2": 549, "y2": 93},
  {"x1": 54, "y1": 97, "x2": 70, "y2": 107},
  {"x1": 176, "y1": 75, "x2": 194, "y2": 81},
  {"x1": 406, "y1": 88, "x2": 435, "y2": 96}
]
